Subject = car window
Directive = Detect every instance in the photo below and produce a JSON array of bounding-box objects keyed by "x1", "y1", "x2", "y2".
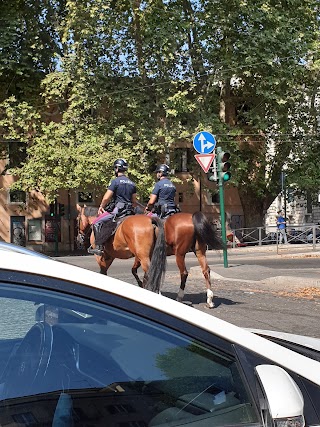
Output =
[{"x1": 0, "y1": 282, "x2": 259, "y2": 426}]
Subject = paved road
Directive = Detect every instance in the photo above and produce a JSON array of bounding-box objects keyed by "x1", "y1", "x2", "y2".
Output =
[{"x1": 57, "y1": 249, "x2": 320, "y2": 339}]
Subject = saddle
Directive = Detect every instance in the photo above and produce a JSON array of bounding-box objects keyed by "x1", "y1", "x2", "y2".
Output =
[
  {"x1": 95, "y1": 215, "x2": 130, "y2": 246},
  {"x1": 153, "y1": 203, "x2": 181, "y2": 219}
]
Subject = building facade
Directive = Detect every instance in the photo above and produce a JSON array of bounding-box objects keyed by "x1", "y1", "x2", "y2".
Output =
[{"x1": 0, "y1": 144, "x2": 245, "y2": 253}]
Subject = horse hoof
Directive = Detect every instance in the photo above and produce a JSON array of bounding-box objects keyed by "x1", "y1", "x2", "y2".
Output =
[
  {"x1": 177, "y1": 289, "x2": 184, "y2": 303},
  {"x1": 182, "y1": 301, "x2": 193, "y2": 307}
]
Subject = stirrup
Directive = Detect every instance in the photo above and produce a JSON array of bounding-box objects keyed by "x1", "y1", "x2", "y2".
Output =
[{"x1": 87, "y1": 245, "x2": 104, "y2": 256}]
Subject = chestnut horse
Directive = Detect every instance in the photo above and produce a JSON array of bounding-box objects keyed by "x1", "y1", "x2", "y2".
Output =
[
  {"x1": 76, "y1": 205, "x2": 167, "y2": 292},
  {"x1": 159, "y1": 211, "x2": 222, "y2": 308},
  {"x1": 164, "y1": 212, "x2": 223, "y2": 308}
]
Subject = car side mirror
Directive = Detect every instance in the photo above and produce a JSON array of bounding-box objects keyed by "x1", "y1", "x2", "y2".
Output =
[{"x1": 255, "y1": 365, "x2": 305, "y2": 427}]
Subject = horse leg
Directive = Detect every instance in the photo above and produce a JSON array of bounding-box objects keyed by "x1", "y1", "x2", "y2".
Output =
[
  {"x1": 139, "y1": 258, "x2": 151, "y2": 289},
  {"x1": 132, "y1": 258, "x2": 143, "y2": 287},
  {"x1": 195, "y1": 243, "x2": 214, "y2": 308},
  {"x1": 175, "y1": 253, "x2": 188, "y2": 302},
  {"x1": 97, "y1": 255, "x2": 114, "y2": 275}
]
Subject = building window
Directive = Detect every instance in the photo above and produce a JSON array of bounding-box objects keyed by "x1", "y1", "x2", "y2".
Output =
[
  {"x1": 10, "y1": 216, "x2": 26, "y2": 246},
  {"x1": 207, "y1": 192, "x2": 220, "y2": 205},
  {"x1": 306, "y1": 192, "x2": 312, "y2": 214},
  {"x1": 9, "y1": 190, "x2": 26, "y2": 203},
  {"x1": 78, "y1": 192, "x2": 93, "y2": 203},
  {"x1": 212, "y1": 193, "x2": 220, "y2": 204},
  {"x1": 28, "y1": 219, "x2": 42, "y2": 241},
  {"x1": 172, "y1": 148, "x2": 193, "y2": 172},
  {"x1": 178, "y1": 192, "x2": 183, "y2": 203}
]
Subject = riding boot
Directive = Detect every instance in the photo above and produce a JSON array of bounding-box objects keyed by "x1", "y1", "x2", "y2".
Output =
[{"x1": 88, "y1": 223, "x2": 104, "y2": 256}]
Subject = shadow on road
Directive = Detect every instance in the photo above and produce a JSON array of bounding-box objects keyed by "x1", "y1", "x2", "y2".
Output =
[{"x1": 162, "y1": 291, "x2": 242, "y2": 309}]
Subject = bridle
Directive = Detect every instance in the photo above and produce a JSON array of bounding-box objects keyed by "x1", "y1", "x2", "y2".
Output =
[{"x1": 77, "y1": 209, "x2": 92, "y2": 243}]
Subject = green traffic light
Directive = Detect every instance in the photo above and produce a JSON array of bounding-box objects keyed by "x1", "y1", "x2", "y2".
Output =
[
  {"x1": 219, "y1": 152, "x2": 231, "y2": 182},
  {"x1": 223, "y1": 172, "x2": 231, "y2": 182}
]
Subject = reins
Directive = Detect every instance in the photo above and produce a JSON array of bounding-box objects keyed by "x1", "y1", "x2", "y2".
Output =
[{"x1": 77, "y1": 211, "x2": 92, "y2": 240}]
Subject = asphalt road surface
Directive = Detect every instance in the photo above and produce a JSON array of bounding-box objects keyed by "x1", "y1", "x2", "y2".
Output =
[{"x1": 57, "y1": 252, "x2": 320, "y2": 339}]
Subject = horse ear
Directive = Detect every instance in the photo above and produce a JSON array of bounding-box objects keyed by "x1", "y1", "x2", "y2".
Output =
[{"x1": 76, "y1": 204, "x2": 81, "y2": 212}]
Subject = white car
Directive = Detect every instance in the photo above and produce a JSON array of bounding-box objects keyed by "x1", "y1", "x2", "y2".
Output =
[{"x1": 0, "y1": 251, "x2": 319, "y2": 426}]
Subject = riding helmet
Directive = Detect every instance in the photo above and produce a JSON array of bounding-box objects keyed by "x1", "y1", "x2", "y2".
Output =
[
  {"x1": 156, "y1": 164, "x2": 170, "y2": 176},
  {"x1": 114, "y1": 158, "x2": 128, "y2": 172}
]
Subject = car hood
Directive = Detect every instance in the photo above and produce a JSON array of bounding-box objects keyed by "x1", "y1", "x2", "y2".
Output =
[{"x1": 247, "y1": 328, "x2": 320, "y2": 360}]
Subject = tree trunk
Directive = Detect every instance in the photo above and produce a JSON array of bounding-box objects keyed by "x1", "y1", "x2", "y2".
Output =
[
  {"x1": 182, "y1": 0, "x2": 207, "y2": 90},
  {"x1": 219, "y1": 79, "x2": 236, "y2": 126},
  {"x1": 238, "y1": 186, "x2": 265, "y2": 228},
  {"x1": 131, "y1": 0, "x2": 147, "y2": 84}
]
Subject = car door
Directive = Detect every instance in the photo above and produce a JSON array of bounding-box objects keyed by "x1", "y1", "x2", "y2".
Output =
[{"x1": 0, "y1": 267, "x2": 314, "y2": 426}]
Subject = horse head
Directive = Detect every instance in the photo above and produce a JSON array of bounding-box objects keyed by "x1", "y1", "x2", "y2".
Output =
[{"x1": 76, "y1": 204, "x2": 93, "y2": 240}]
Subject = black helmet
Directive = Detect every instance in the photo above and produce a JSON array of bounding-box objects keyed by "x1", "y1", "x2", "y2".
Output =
[
  {"x1": 114, "y1": 158, "x2": 128, "y2": 172},
  {"x1": 156, "y1": 164, "x2": 170, "y2": 176}
]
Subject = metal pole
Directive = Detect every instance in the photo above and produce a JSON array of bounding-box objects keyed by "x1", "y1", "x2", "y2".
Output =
[
  {"x1": 68, "y1": 190, "x2": 72, "y2": 253},
  {"x1": 283, "y1": 171, "x2": 287, "y2": 224},
  {"x1": 54, "y1": 199, "x2": 59, "y2": 256},
  {"x1": 217, "y1": 147, "x2": 228, "y2": 268},
  {"x1": 281, "y1": 170, "x2": 287, "y2": 226},
  {"x1": 199, "y1": 173, "x2": 202, "y2": 211}
]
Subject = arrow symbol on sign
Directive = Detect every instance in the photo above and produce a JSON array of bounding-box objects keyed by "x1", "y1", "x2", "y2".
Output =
[{"x1": 199, "y1": 133, "x2": 214, "y2": 153}]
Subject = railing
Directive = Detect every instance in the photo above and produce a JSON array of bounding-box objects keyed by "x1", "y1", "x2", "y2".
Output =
[{"x1": 228, "y1": 224, "x2": 320, "y2": 251}]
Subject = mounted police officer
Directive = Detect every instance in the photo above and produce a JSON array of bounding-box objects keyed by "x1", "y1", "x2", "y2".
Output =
[
  {"x1": 145, "y1": 164, "x2": 180, "y2": 219},
  {"x1": 89, "y1": 158, "x2": 137, "y2": 256}
]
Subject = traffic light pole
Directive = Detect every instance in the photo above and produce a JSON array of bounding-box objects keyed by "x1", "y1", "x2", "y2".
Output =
[
  {"x1": 54, "y1": 199, "x2": 59, "y2": 256},
  {"x1": 217, "y1": 147, "x2": 228, "y2": 268}
]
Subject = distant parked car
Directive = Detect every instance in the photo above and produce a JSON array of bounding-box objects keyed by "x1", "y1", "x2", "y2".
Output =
[
  {"x1": 306, "y1": 230, "x2": 320, "y2": 243},
  {"x1": 287, "y1": 229, "x2": 308, "y2": 244}
]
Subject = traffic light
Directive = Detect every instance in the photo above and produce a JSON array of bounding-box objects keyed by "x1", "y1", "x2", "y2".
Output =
[
  {"x1": 58, "y1": 203, "x2": 65, "y2": 216},
  {"x1": 49, "y1": 203, "x2": 55, "y2": 217},
  {"x1": 207, "y1": 171, "x2": 217, "y2": 182},
  {"x1": 206, "y1": 158, "x2": 218, "y2": 182},
  {"x1": 218, "y1": 151, "x2": 231, "y2": 182}
]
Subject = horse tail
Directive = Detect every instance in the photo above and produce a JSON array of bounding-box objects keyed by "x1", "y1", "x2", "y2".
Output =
[
  {"x1": 145, "y1": 217, "x2": 167, "y2": 293},
  {"x1": 192, "y1": 211, "x2": 224, "y2": 250}
]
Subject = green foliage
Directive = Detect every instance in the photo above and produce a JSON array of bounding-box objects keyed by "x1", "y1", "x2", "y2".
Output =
[{"x1": 1, "y1": 0, "x2": 320, "y2": 218}]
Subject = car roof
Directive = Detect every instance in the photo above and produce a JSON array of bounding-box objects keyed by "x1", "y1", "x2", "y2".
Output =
[
  {"x1": 0, "y1": 251, "x2": 320, "y2": 386},
  {"x1": 0, "y1": 242, "x2": 49, "y2": 258}
]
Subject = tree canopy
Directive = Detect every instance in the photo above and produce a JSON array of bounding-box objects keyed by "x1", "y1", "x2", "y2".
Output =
[{"x1": 1, "y1": 0, "x2": 320, "y2": 224}]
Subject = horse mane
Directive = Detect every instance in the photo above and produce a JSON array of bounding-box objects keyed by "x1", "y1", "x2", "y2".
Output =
[{"x1": 83, "y1": 206, "x2": 99, "y2": 217}]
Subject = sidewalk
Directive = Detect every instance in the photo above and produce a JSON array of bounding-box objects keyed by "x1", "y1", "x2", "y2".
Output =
[{"x1": 190, "y1": 244, "x2": 320, "y2": 290}]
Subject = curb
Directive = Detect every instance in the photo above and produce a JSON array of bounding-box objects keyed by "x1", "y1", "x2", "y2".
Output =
[
  {"x1": 261, "y1": 276, "x2": 320, "y2": 288},
  {"x1": 189, "y1": 266, "x2": 320, "y2": 289},
  {"x1": 225, "y1": 246, "x2": 320, "y2": 258}
]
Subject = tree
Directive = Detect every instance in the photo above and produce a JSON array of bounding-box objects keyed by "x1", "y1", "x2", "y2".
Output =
[{"x1": 1, "y1": 0, "x2": 320, "y2": 223}]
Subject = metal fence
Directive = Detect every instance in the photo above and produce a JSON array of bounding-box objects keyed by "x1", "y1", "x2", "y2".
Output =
[{"x1": 229, "y1": 224, "x2": 320, "y2": 250}]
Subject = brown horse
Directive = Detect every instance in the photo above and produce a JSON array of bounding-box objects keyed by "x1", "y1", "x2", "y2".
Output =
[
  {"x1": 134, "y1": 210, "x2": 223, "y2": 308},
  {"x1": 76, "y1": 205, "x2": 167, "y2": 292},
  {"x1": 164, "y1": 211, "x2": 223, "y2": 308}
]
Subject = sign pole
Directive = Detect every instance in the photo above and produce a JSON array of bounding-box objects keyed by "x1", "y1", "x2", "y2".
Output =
[
  {"x1": 217, "y1": 147, "x2": 228, "y2": 268},
  {"x1": 199, "y1": 173, "x2": 202, "y2": 211}
]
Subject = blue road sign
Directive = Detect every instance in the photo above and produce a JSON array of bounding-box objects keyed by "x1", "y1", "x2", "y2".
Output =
[{"x1": 193, "y1": 131, "x2": 216, "y2": 154}]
